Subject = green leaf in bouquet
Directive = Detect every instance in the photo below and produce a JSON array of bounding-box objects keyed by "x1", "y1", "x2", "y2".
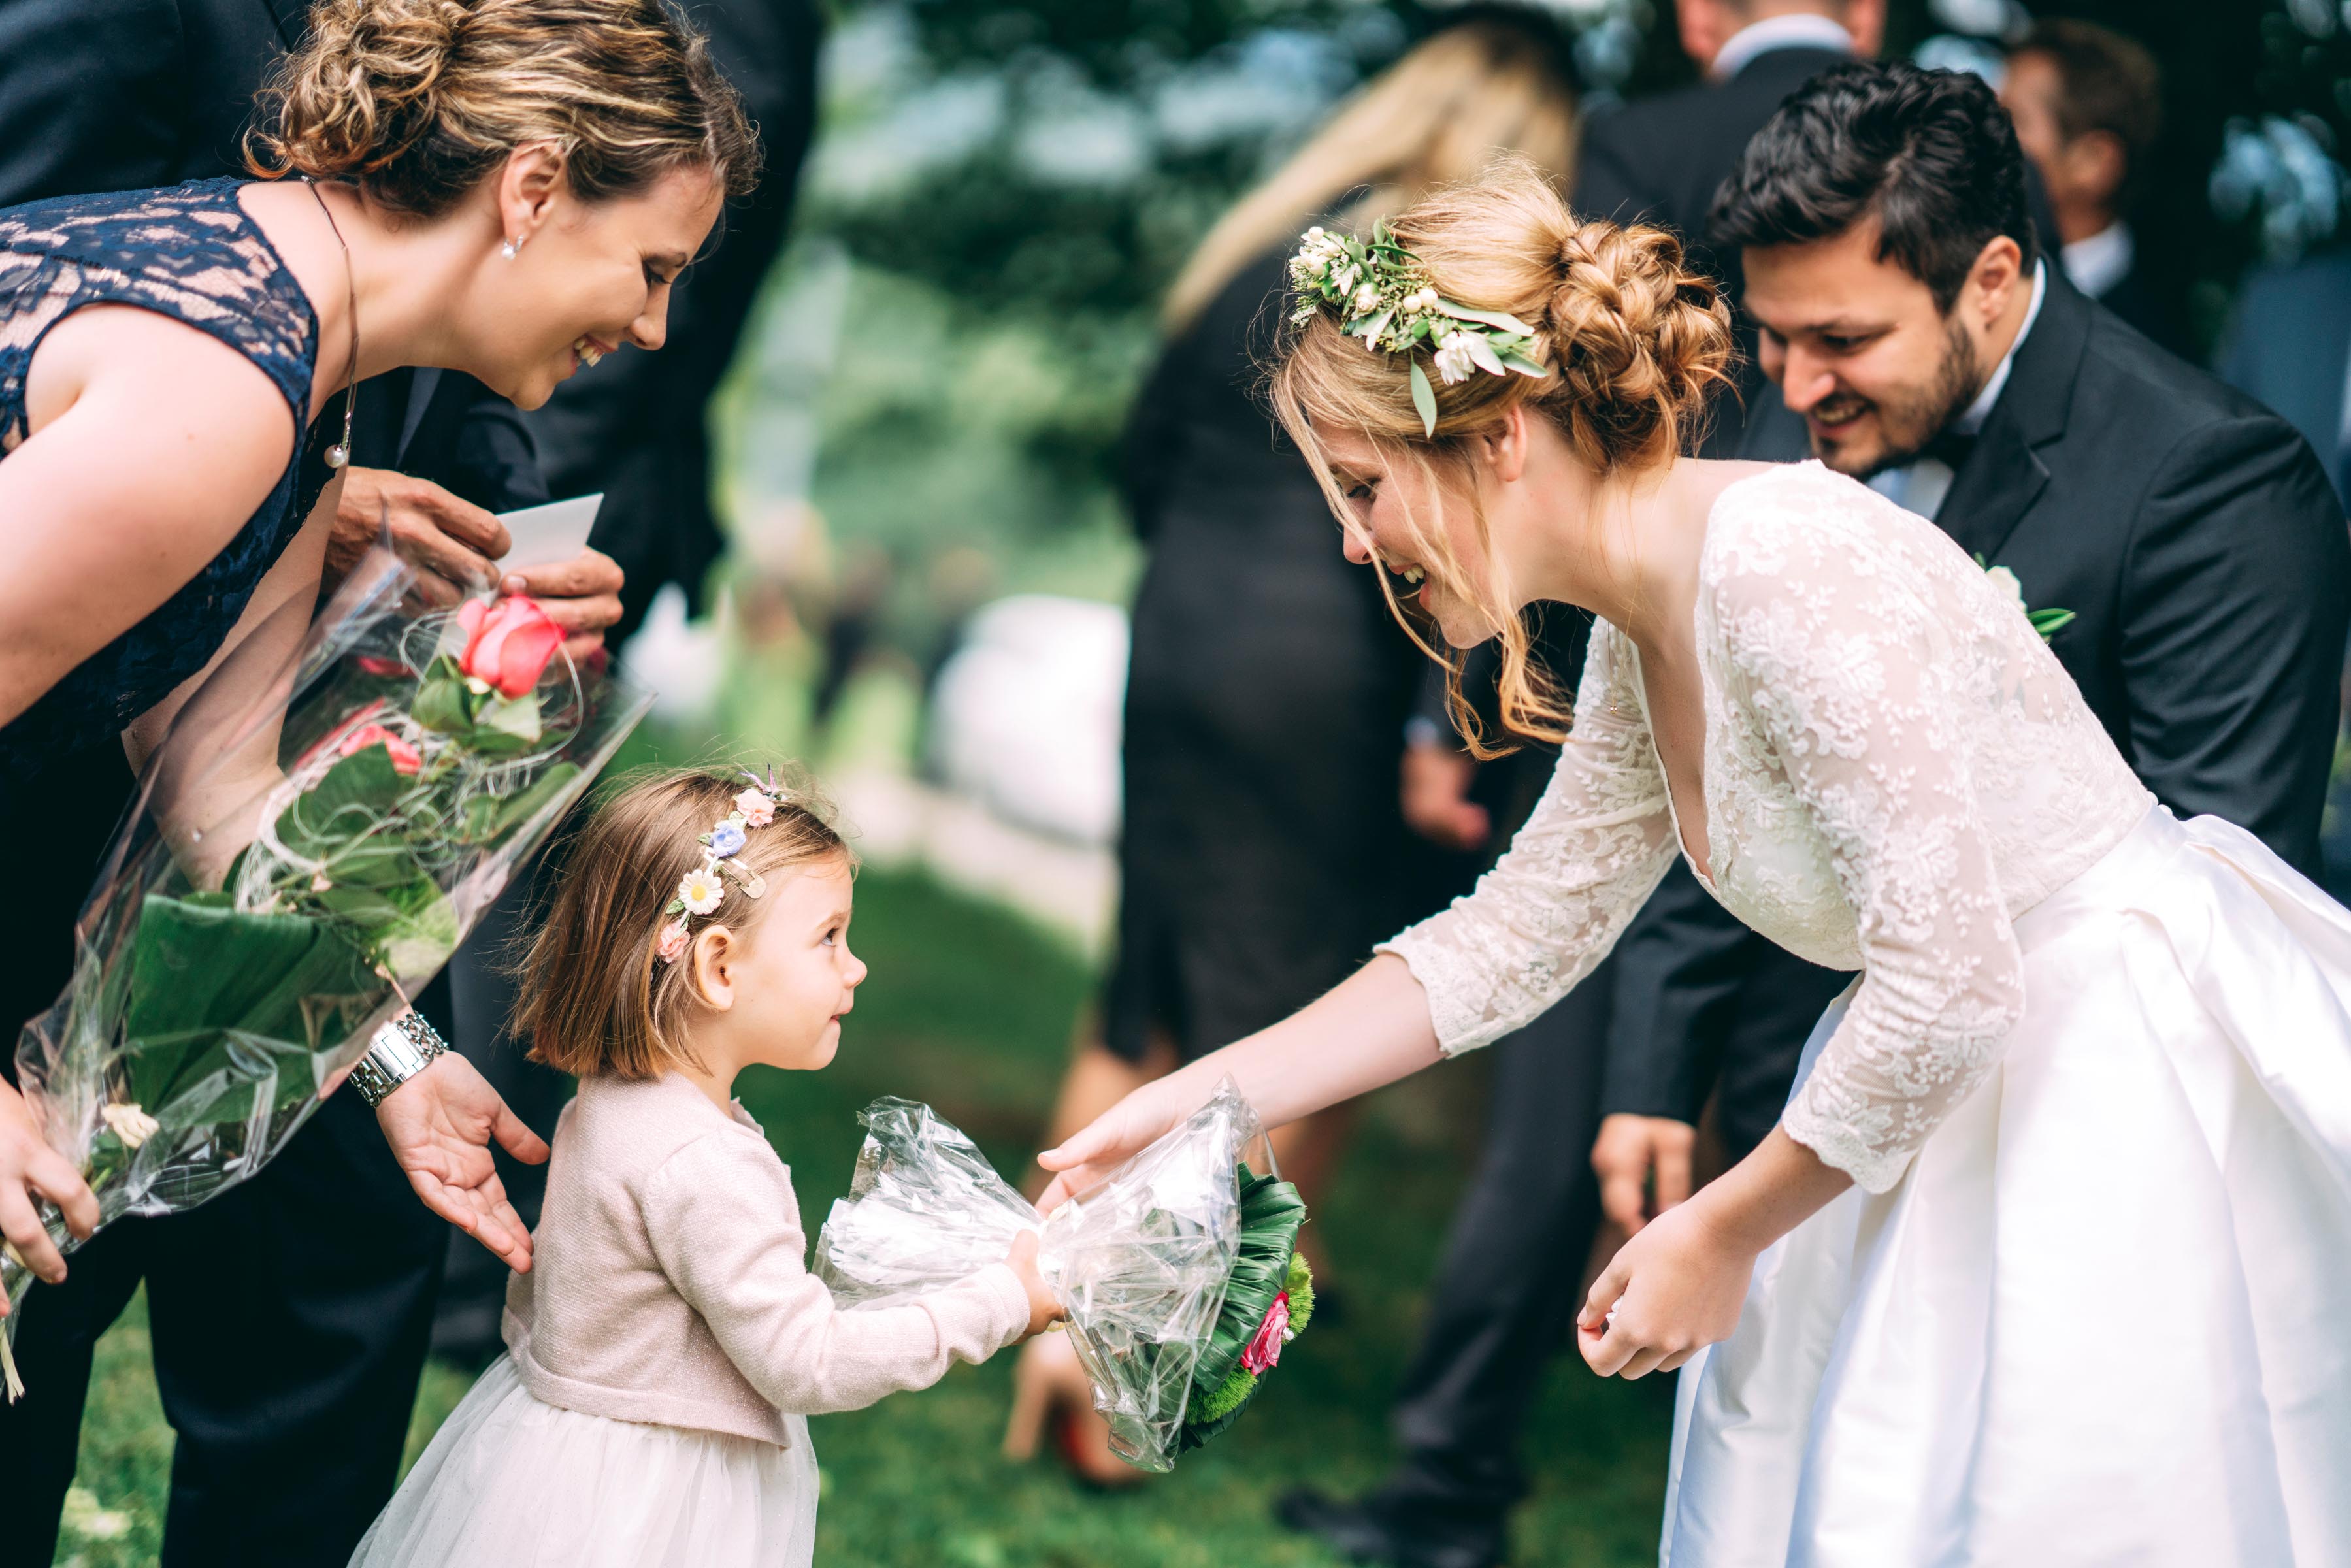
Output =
[
  {"x1": 121, "y1": 894, "x2": 381, "y2": 1128},
  {"x1": 277, "y1": 743, "x2": 407, "y2": 860},
  {"x1": 412, "y1": 655, "x2": 476, "y2": 735},
  {"x1": 471, "y1": 690, "x2": 542, "y2": 751},
  {"x1": 1179, "y1": 1166, "x2": 1309, "y2": 1452},
  {"x1": 316, "y1": 870, "x2": 459, "y2": 977},
  {"x1": 487, "y1": 761, "x2": 580, "y2": 845}
]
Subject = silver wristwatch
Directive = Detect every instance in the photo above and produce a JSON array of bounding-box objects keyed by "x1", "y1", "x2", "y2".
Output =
[{"x1": 351, "y1": 1011, "x2": 448, "y2": 1109}]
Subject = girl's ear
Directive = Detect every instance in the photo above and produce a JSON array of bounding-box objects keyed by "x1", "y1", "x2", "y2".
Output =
[{"x1": 688, "y1": 925, "x2": 736, "y2": 1011}]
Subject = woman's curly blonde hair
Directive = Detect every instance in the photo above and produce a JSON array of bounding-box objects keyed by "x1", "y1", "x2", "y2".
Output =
[
  {"x1": 1271, "y1": 157, "x2": 1735, "y2": 753},
  {"x1": 248, "y1": 0, "x2": 760, "y2": 216}
]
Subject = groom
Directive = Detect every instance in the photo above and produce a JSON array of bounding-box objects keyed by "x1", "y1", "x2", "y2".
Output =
[{"x1": 1595, "y1": 60, "x2": 2351, "y2": 1207}]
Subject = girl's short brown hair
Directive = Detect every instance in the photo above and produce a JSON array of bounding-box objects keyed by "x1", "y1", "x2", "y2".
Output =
[{"x1": 514, "y1": 765, "x2": 850, "y2": 1079}]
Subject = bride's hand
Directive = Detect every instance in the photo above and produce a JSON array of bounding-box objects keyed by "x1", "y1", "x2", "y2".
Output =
[
  {"x1": 1034, "y1": 1081, "x2": 1186, "y2": 1213},
  {"x1": 1575, "y1": 1197, "x2": 1758, "y2": 1379}
]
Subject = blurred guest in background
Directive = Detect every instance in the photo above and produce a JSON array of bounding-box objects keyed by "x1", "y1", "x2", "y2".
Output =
[
  {"x1": 1001, "y1": 7, "x2": 1579, "y2": 1491},
  {"x1": 1575, "y1": 0, "x2": 1883, "y2": 454},
  {"x1": 2001, "y1": 18, "x2": 2184, "y2": 354},
  {"x1": 426, "y1": 0, "x2": 826, "y2": 1360},
  {"x1": 2220, "y1": 248, "x2": 2351, "y2": 511}
]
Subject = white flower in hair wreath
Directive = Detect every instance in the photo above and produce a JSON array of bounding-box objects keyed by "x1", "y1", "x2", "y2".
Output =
[
  {"x1": 1288, "y1": 221, "x2": 1550, "y2": 436},
  {"x1": 657, "y1": 769, "x2": 790, "y2": 963}
]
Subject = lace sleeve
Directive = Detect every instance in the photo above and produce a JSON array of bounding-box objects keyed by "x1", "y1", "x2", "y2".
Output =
[
  {"x1": 1377, "y1": 623, "x2": 1677, "y2": 1056},
  {"x1": 1709, "y1": 521, "x2": 2026, "y2": 1194}
]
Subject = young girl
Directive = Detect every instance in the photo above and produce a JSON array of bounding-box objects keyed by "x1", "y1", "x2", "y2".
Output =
[{"x1": 353, "y1": 766, "x2": 1060, "y2": 1568}]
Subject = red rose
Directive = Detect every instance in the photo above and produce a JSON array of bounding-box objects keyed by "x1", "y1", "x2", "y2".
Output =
[
  {"x1": 338, "y1": 722, "x2": 421, "y2": 776},
  {"x1": 457, "y1": 595, "x2": 563, "y2": 698},
  {"x1": 1240, "y1": 1291, "x2": 1290, "y2": 1375}
]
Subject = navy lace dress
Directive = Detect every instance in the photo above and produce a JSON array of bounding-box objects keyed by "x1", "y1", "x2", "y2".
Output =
[{"x1": 0, "y1": 177, "x2": 320, "y2": 777}]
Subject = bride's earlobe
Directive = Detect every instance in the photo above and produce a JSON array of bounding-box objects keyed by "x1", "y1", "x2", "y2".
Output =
[{"x1": 1484, "y1": 406, "x2": 1533, "y2": 483}]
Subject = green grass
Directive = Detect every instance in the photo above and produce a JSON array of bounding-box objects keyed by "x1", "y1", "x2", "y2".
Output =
[{"x1": 58, "y1": 866, "x2": 1670, "y2": 1567}]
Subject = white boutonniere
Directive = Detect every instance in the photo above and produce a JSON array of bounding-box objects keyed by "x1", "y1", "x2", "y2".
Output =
[{"x1": 1976, "y1": 556, "x2": 2075, "y2": 641}]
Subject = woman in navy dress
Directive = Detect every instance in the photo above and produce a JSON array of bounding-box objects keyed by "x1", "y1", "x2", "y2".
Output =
[{"x1": 0, "y1": 2, "x2": 758, "y2": 1560}]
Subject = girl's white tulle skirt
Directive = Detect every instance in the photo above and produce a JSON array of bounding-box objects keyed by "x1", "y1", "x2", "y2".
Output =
[
  {"x1": 1663, "y1": 808, "x2": 2351, "y2": 1566},
  {"x1": 350, "y1": 1355, "x2": 819, "y2": 1568}
]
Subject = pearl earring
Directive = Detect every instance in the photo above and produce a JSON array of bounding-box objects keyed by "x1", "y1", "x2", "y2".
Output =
[{"x1": 501, "y1": 238, "x2": 519, "y2": 261}]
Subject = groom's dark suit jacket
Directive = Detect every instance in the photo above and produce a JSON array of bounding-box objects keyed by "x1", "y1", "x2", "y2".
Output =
[{"x1": 1601, "y1": 269, "x2": 2351, "y2": 1125}]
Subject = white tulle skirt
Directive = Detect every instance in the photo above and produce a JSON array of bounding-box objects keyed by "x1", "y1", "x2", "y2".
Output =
[
  {"x1": 1663, "y1": 808, "x2": 2351, "y2": 1567},
  {"x1": 350, "y1": 1356, "x2": 820, "y2": 1568}
]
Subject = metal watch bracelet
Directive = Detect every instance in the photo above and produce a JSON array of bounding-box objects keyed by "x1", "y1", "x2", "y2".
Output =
[{"x1": 351, "y1": 1011, "x2": 447, "y2": 1109}]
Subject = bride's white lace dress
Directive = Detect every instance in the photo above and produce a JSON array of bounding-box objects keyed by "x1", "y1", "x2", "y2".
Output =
[{"x1": 1381, "y1": 461, "x2": 2351, "y2": 1566}]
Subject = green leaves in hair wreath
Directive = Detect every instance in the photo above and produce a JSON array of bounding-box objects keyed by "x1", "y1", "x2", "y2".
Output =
[{"x1": 1288, "y1": 221, "x2": 1549, "y2": 436}]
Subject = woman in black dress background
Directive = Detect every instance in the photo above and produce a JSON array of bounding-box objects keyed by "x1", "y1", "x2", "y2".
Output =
[{"x1": 1006, "y1": 7, "x2": 1581, "y2": 1482}]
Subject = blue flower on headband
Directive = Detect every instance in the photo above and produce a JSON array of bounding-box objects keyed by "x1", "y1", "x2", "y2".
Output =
[{"x1": 709, "y1": 821, "x2": 748, "y2": 858}]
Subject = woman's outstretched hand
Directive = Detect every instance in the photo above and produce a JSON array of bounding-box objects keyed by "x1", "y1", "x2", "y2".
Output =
[
  {"x1": 1575, "y1": 1198, "x2": 1757, "y2": 1380},
  {"x1": 0, "y1": 1079, "x2": 99, "y2": 1313},
  {"x1": 1034, "y1": 1083, "x2": 1185, "y2": 1213},
  {"x1": 374, "y1": 1054, "x2": 550, "y2": 1273}
]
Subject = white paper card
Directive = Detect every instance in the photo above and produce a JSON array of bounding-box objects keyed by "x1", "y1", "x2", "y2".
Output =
[{"x1": 497, "y1": 493, "x2": 603, "y2": 570}]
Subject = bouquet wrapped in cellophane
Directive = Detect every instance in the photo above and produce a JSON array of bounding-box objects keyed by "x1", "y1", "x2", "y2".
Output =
[
  {"x1": 1, "y1": 549, "x2": 651, "y2": 1396},
  {"x1": 814, "y1": 1080, "x2": 1313, "y2": 1472}
]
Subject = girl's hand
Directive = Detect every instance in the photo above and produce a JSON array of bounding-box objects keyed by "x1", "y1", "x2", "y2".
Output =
[
  {"x1": 1004, "y1": 1231, "x2": 1064, "y2": 1341},
  {"x1": 0, "y1": 1079, "x2": 99, "y2": 1312},
  {"x1": 1034, "y1": 1083, "x2": 1186, "y2": 1213},
  {"x1": 1575, "y1": 1196, "x2": 1758, "y2": 1379}
]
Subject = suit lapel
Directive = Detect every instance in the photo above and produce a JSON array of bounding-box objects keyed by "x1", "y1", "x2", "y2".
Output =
[
  {"x1": 396, "y1": 368, "x2": 443, "y2": 469},
  {"x1": 1935, "y1": 269, "x2": 2090, "y2": 563}
]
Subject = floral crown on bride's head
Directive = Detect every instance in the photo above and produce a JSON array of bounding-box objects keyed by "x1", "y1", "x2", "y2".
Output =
[
  {"x1": 1287, "y1": 221, "x2": 1550, "y2": 437},
  {"x1": 655, "y1": 768, "x2": 790, "y2": 966}
]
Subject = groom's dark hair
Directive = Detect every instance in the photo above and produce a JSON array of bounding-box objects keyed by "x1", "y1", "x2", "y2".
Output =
[{"x1": 1707, "y1": 59, "x2": 2039, "y2": 312}]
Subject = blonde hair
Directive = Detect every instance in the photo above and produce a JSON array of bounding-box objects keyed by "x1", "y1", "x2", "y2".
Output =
[
  {"x1": 513, "y1": 766, "x2": 851, "y2": 1079},
  {"x1": 1161, "y1": 14, "x2": 1579, "y2": 335},
  {"x1": 1270, "y1": 159, "x2": 1734, "y2": 754},
  {"x1": 247, "y1": 0, "x2": 760, "y2": 216}
]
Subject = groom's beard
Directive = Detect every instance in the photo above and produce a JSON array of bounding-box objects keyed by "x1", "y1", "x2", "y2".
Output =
[{"x1": 1808, "y1": 318, "x2": 1984, "y2": 480}]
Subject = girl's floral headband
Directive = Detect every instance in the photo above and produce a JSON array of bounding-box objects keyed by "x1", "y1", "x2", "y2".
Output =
[
  {"x1": 1287, "y1": 221, "x2": 1549, "y2": 437},
  {"x1": 656, "y1": 769, "x2": 789, "y2": 966}
]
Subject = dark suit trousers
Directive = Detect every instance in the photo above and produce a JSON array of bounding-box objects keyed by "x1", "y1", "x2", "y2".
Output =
[
  {"x1": 0, "y1": 743, "x2": 446, "y2": 1568},
  {"x1": 1381, "y1": 959, "x2": 1614, "y2": 1514}
]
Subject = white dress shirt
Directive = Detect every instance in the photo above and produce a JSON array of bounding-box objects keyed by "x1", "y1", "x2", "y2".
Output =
[
  {"x1": 1709, "y1": 12, "x2": 1858, "y2": 80},
  {"x1": 1871, "y1": 259, "x2": 2049, "y2": 521},
  {"x1": 2060, "y1": 221, "x2": 2135, "y2": 301}
]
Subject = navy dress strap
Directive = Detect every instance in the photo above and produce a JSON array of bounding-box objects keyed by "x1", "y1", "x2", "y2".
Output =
[{"x1": 0, "y1": 176, "x2": 320, "y2": 774}]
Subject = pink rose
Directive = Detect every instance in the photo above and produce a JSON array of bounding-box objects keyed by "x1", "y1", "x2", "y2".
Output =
[
  {"x1": 1240, "y1": 1291, "x2": 1290, "y2": 1376},
  {"x1": 655, "y1": 919, "x2": 691, "y2": 965},
  {"x1": 356, "y1": 655, "x2": 407, "y2": 678},
  {"x1": 338, "y1": 721, "x2": 421, "y2": 776},
  {"x1": 457, "y1": 595, "x2": 564, "y2": 698},
  {"x1": 734, "y1": 788, "x2": 776, "y2": 827}
]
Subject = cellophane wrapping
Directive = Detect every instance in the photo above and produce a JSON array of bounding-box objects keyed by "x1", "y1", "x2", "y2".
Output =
[
  {"x1": 814, "y1": 1080, "x2": 1262, "y2": 1472},
  {"x1": 1, "y1": 549, "x2": 651, "y2": 1389}
]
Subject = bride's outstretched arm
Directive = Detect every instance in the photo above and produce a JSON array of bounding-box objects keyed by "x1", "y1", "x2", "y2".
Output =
[
  {"x1": 1041, "y1": 623, "x2": 1679, "y2": 1209},
  {"x1": 1038, "y1": 953, "x2": 1442, "y2": 1207}
]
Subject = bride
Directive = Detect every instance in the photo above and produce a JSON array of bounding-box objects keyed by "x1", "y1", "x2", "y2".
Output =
[{"x1": 1040, "y1": 161, "x2": 2351, "y2": 1565}]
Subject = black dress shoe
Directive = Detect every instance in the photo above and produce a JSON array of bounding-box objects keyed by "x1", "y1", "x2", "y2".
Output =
[{"x1": 1275, "y1": 1486, "x2": 1505, "y2": 1568}]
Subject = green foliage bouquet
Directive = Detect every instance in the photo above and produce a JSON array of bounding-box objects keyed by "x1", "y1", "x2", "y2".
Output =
[
  {"x1": 814, "y1": 1081, "x2": 1313, "y2": 1471},
  {"x1": 1, "y1": 551, "x2": 650, "y2": 1396}
]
